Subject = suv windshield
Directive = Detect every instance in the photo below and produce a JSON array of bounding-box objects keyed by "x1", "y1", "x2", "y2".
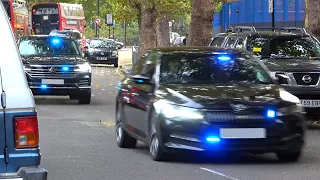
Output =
[
  {"x1": 247, "y1": 36, "x2": 320, "y2": 58},
  {"x1": 160, "y1": 53, "x2": 273, "y2": 84},
  {"x1": 19, "y1": 37, "x2": 80, "y2": 56},
  {"x1": 89, "y1": 40, "x2": 114, "y2": 48}
]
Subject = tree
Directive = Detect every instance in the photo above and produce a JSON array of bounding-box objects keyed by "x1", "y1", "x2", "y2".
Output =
[
  {"x1": 187, "y1": 0, "x2": 216, "y2": 46},
  {"x1": 305, "y1": 0, "x2": 320, "y2": 39}
]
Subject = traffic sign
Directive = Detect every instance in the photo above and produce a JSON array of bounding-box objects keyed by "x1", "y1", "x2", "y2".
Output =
[
  {"x1": 96, "y1": 18, "x2": 101, "y2": 24},
  {"x1": 106, "y1": 14, "x2": 113, "y2": 26},
  {"x1": 268, "y1": 0, "x2": 274, "y2": 13}
]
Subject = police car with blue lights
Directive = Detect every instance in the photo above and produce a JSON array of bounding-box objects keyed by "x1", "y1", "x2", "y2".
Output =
[
  {"x1": 17, "y1": 34, "x2": 92, "y2": 104},
  {"x1": 115, "y1": 47, "x2": 306, "y2": 162}
]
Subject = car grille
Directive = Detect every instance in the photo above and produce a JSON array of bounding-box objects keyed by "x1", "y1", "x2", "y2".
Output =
[
  {"x1": 293, "y1": 73, "x2": 319, "y2": 86},
  {"x1": 206, "y1": 112, "x2": 265, "y2": 123},
  {"x1": 26, "y1": 65, "x2": 77, "y2": 78}
]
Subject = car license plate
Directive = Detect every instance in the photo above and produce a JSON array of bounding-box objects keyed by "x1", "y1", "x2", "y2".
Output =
[
  {"x1": 300, "y1": 100, "x2": 320, "y2": 108},
  {"x1": 97, "y1": 57, "x2": 107, "y2": 60},
  {"x1": 42, "y1": 15, "x2": 48, "y2": 20},
  {"x1": 219, "y1": 128, "x2": 266, "y2": 139},
  {"x1": 41, "y1": 79, "x2": 64, "y2": 85}
]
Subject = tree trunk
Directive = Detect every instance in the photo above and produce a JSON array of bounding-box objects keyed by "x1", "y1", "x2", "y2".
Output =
[
  {"x1": 187, "y1": 0, "x2": 215, "y2": 46},
  {"x1": 156, "y1": 16, "x2": 170, "y2": 47},
  {"x1": 138, "y1": 1, "x2": 157, "y2": 57},
  {"x1": 305, "y1": 0, "x2": 320, "y2": 39}
]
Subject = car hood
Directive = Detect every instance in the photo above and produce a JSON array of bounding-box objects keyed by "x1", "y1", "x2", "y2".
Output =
[
  {"x1": 156, "y1": 84, "x2": 281, "y2": 110},
  {"x1": 262, "y1": 58, "x2": 320, "y2": 72},
  {"x1": 21, "y1": 56, "x2": 86, "y2": 65},
  {"x1": 90, "y1": 47, "x2": 113, "y2": 52}
]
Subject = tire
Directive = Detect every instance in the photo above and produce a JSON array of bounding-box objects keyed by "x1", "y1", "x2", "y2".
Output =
[
  {"x1": 115, "y1": 102, "x2": 137, "y2": 148},
  {"x1": 78, "y1": 92, "x2": 91, "y2": 104},
  {"x1": 149, "y1": 133, "x2": 167, "y2": 161},
  {"x1": 276, "y1": 151, "x2": 301, "y2": 162},
  {"x1": 114, "y1": 63, "x2": 119, "y2": 67}
]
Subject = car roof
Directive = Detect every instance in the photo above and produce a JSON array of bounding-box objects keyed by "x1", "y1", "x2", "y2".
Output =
[
  {"x1": 148, "y1": 46, "x2": 246, "y2": 54},
  {"x1": 217, "y1": 31, "x2": 310, "y2": 38},
  {"x1": 0, "y1": 4, "x2": 35, "y2": 109},
  {"x1": 21, "y1": 35, "x2": 74, "y2": 40}
]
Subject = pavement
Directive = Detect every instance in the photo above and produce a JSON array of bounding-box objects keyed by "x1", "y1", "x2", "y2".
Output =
[{"x1": 37, "y1": 51, "x2": 320, "y2": 180}]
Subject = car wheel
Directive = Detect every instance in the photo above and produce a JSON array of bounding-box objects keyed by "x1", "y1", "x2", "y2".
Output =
[
  {"x1": 149, "y1": 133, "x2": 167, "y2": 161},
  {"x1": 115, "y1": 102, "x2": 137, "y2": 148},
  {"x1": 78, "y1": 92, "x2": 91, "y2": 104},
  {"x1": 114, "y1": 63, "x2": 118, "y2": 67},
  {"x1": 276, "y1": 151, "x2": 301, "y2": 162}
]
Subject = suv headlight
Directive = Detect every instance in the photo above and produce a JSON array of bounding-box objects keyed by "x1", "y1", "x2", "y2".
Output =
[
  {"x1": 153, "y1": 100, "x2": 204, "y2": 120},
  {"x1": 75, "y1": 62, "x2": 91, "y2": 73},
  {"x1": 279, "y1": 89, "x2": 300, "y2": 104},
  {"x1": 112, "y1": 50, "x2": 118, "y2": 56}
]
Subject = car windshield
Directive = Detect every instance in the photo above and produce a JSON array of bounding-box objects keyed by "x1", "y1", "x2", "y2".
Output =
[
  {"x1": 160, "y1": 52, "x2": 273, "y2": 84},
  {"x1": 247, "y1": 36, "x2": 320, "y2": 59},
  {"x1": 19, "y1": 37, "x2": 80, "y2": 56},
  {"x1": 89, "y1": 40, "x2": 114, "y2": 48}
]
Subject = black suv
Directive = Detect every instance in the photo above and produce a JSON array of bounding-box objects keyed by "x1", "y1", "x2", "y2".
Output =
[
  {"x1": 18, "y1": 35, "x2": 92, "y2": 104},
  {"x1": 84, "y1": 38, "x2": 119, "y2": 67},
  {"x1": 210, "y1": 26, "x2": 320, "y2": 118}
]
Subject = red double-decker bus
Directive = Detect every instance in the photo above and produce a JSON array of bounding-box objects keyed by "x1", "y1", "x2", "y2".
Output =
[
  {"x1": 31, "y1": 2, "x2": 86, "y2": 36},
  {"x1": 1, "y1": 0, "x2": 29, "y2": 39}
]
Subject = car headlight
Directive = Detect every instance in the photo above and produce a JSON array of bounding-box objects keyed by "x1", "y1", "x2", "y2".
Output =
[
  {"x1": 112, "y1": 50, "x2": 118, "y2": 56},
  {"x1": 75, "y1": 62, "x2": 91, "y2": 73},
  {"x1": 153, "y1": 100, "x2": 204, "y2": 120},
  {"x1": 279, "y1": 89, "x2": 300, "y2": 104}
]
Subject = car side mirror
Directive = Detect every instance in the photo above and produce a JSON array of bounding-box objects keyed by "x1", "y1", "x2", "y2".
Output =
[{"x1": 130, "y1": 75, "x2": 151, "y2": 84}]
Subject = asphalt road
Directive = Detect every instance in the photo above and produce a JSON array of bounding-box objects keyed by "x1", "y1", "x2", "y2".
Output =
[{"x1": 37, "y1": 66, "x2": 320, "y2": 180}]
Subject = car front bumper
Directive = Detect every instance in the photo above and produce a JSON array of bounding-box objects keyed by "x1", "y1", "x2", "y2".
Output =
[
  {"x1": 26, "y1": 72, "x2": 91, "y2": 95},
  {"x1": 156, "y1": 111, "x2": 305, "y2": 153},
  {"x1": 87, "y1": 56, "x2": 118, "y2": 64}
]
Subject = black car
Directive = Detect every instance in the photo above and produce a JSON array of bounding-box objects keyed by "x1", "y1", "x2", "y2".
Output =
[
  {"x1": 18, "y1": 35, "x2": 92, "y2": 104},
  {"x1": 210, "y1": 26, "x2": 320, "y2": 118},
  {"x1": 84, "y1": 39, "x2": 119, "y2": 67},
  {"x1": 115, "y1": 47, "x2": 306, "y2": 162}
]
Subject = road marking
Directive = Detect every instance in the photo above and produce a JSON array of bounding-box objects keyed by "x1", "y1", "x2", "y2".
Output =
[
  {"x1": 96, "y1": 84, "x2": 99, "y2": 88},
  {"x1": 200, "y1": 167, "x2": 240, "y2": 180},
  {"x1": 100, "y1": 120, "x2": 115, "y2": 127}
]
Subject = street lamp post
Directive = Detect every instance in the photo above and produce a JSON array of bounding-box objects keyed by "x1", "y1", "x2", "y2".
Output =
[
  {"x1": 96, "y1": 0, "x2": 100, "y2": 38},
  {"x1": 272, "y1": 0, "x2": 275, "y2": 28}
]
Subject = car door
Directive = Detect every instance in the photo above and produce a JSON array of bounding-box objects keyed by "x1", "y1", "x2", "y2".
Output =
[
  {"x1": 125, "y1": 53, "x2": 157, "y2": 139},
  {"x1": 0, "y1": 67, "x2": 6, "y2": 173}
]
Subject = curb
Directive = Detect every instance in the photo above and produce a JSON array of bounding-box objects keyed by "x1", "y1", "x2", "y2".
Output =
[{"x1": 307, "y1": 122, "x2": 320, "y2": 130}]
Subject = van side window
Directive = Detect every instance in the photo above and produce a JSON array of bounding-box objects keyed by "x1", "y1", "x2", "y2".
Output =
[
  {"x1": 225, "y1": 37, "x2": 237, "y2": 48},
  {"x1": 235, "y1": 38, "x2": 244, "y2": 49},
  {"x1": 210, "y1": 37, "x2": 225, "y2": 47}
]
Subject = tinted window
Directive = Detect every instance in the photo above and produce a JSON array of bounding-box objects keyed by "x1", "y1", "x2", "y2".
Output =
[
  {"x1": 160, "y1": 53, "x2": 273, "y2": 84},
  {"x1": 89, "y1": 40, "x2": 113, "y2": 48},
  {"x1": 247, "y1": 36, "x2": 320, "y2": 58},
  {"x1": 19, "y1": 37, "x2": 80, "y2": 56},
  {"x1": 210, "y1": 37, "x2": 225, "y2": 47},
  {"x1": 133, "y1": 54, "x2": 148, "y2": 75}
]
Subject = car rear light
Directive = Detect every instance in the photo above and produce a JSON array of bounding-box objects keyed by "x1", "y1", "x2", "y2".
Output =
[{"x1": 14, "y1": 116, "x2": 39, "y2": 149}]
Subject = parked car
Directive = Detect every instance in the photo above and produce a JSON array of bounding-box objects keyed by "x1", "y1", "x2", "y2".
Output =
[
  {"x1": 0, "y1": 3, "x2": 47, "y2": 179},
  {"x1": 17, "y1": 35, "x2": 92, "y2": 104},
  {"x1": 115, "y1": 47, "x2": 306, "y2": 162},
  {"x1": 84, "y1": 38, "x2": 119, "y2": 67},
  {"x1": 209, "y1": 26, "x2": 320, "y2": 118}
]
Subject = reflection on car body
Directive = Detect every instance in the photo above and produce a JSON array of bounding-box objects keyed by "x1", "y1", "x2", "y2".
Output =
[
  {"x1": 115, "y1": 47, "x2": 306, "y2": 162},
  {"x1": 17, "y1": 35, "x2": 92, "y2": 104}
]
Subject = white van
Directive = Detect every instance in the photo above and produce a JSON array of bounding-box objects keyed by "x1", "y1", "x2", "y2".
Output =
[{"x1": 0, "y1": 3, "x2": 47, "y2": 180}]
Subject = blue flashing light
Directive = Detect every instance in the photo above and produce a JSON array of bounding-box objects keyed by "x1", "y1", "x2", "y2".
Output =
[
  {"x1": 50, "y1": 37, "x2": 62, "y2": 46},
  {"x1": 117, "y1": 82, "x2": 121, "y2": 90},
  {"x1": 40, "y1": 84, "x2": 48, "y2": 89},
  {"x1": 266, "y1": 109, "x2": 276, "y2": 118},
  {"x1": 62, "y1": 66, "x2": 69, "y2": 71},
  {"x1": 136, "y1": 80, "x2": 144, "y2": 83},
  {"x1": 217, "y1": 55, "x2": 231, "y2": 61},
  {"x1": 206, "y1": 136, "x2": 220, "y2": 143}
]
